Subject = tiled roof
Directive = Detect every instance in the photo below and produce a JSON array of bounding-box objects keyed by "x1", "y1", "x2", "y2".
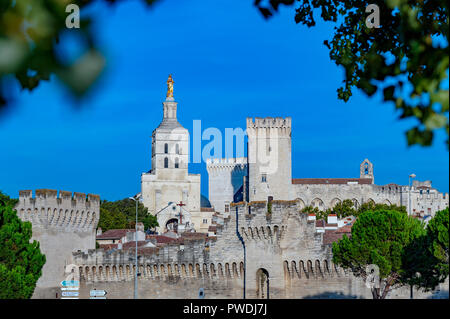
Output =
[
  {"x1": 137, "y1": 247, "x2": 159, "y2": 255},
  {"x1": 336, "y1": 225, "x2": 353, "y2": 233},
  {"x1": 181, "y1": 232, "x2": 208, "y2": 240},
  {"x1": 96, "y1": 229, "x2": 134, "y2": 239},
  {"x1": 146, "y1": 235, "x2": 178, "y2": 244},
  {"x1": 323, "y1": 231, "x2": 350, "y2": 245},
  {"x1": 292, "y1": 178, "x2": 373, "y2": 185},
  {"x1": 315, "y1": 220, "x2": 325, "y2": 227},
  {"x1": 98, "y1": 244, "x2": 118, "y2": 250},
  {"x1": 122, "y1": 241, "x2": 151, "y2": 249}
]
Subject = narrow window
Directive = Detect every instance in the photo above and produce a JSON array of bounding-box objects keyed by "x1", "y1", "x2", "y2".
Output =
[
  {"x1": 261, "y1": 174, "x2": 267, "y2": 183},
  {"x1": 164, "y1": 157, "x2": 169, "y2": 168},
  {"x1": 203, "y1": 219, "x2": 208, "y2": 224},
  {"x1": 176, "y1": 144, "x2": 180, "y2": 154},
  {"x1": 164, "y1": 143, "x2": 169, "y2": 154},
  {"x1": 175, "y1": 158, "x2": 179, "y2": 168},
  {"x1": 224, "y1": 204, "x2": 230, "y2": 213}
]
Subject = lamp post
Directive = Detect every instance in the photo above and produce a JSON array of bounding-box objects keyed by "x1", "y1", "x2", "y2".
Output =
[
  {"x1": 409, "y1": 174, "x2": 416, "y2": 216},
  {"x1": 129, "y1": 194, "x2": 142, "y2": 299},
  {"x1": 408, "y1": 174, "x2": 416, "y2": 299}
]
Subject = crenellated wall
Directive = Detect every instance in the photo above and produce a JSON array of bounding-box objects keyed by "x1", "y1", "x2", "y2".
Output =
[
  {"x1": 15, "y1": 189, "x2": 100, "y2": 299},
  {"x1": 69, "y1": 200, "x2": 447, "y2": 299}
]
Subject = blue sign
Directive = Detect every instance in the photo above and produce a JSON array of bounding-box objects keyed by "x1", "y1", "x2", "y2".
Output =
[
  {"x1": 62, "y1": 291, "x2": 79, "y2": 297},
  {"x1": 61, "y1": 280, "x2": 79, "y2": 287}
]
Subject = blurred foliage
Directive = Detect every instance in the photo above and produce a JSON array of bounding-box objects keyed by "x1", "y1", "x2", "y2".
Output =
[
  {"x1": 255, "y1": 0, "x2": 449, "y2": 148},
  {"x1": 99, "y1": 197, "x2": 158, "y2": 232},
  {"x1": 0, "y1": 0, "x2": 159, "y2": 108}
]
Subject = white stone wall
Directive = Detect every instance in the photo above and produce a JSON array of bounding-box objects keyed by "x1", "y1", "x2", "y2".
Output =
[
  {"x1": 206, "y1": 157, "x2": 247, "y2": 214},
  {"x1": 15, "y1": 189, "x2": 99, "y2": 298},
  {"x1": 247, "y1": 117, "x2": 292, "y2": 202}
]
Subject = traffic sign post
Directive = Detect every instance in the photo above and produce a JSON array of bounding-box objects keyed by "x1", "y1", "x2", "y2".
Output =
[
  {"x1": 61, "y1": 280, "x2": 80, "y2": 299},
  {"x1": 61, "y1": 280, "x2": 79, "y2": 287},
  {"x1": 90, "y1": 289, "x2": 107, "y2": 299},
  {"x1": 62, "y1": 291, "x2": 79, "y2": 297}
]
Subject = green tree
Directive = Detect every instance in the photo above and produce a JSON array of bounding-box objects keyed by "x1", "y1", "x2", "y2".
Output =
[
  {"x1": 0, "y1": 198, "x2": 46, "y2": 298},
  {"x1": 256, "y1": 0, "x2": 449, "y2": 147},
  {"x1": 402, "y1": 208, "x2": 449, "y2": 292},
  {"x1": 301, "y1": 205, "x2": 328, "y2": 220},
  {"x1": 332, "y1": 209, "x2": 425, "y2": 299},
  {"x1": 332, "y1": 199, "x2": 356, "y2": 218},
  {"x1": 357, "y1": 201, "x2": 407, "y2": 216},
  {"x1": 0, "y1": 190, "x2": 18, "y2": 207},
  {"x1": 98, "y1": 198, "x2": 159, "y2": 232},
  {"x1": 97, "y1": 207, "x2": 127, "y2": 232}
]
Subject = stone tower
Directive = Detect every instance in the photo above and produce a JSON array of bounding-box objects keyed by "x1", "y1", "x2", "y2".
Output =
[
  {"x1": 247, "y1": 117, "x2": 292, "y2": 201},
  {"x1": 141, "y1": 75, "x2": 202, "y2": 233},
  {"x1": 360, "y1": 158, "x2": 374, "y2": 183},
  {"x1": 15, "y1": 189, "x2": 99, "y2": 298}
]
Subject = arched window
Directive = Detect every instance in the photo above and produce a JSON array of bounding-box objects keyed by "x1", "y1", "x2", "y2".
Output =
[
  {"x1": 364, "y1": 162, "x2": 369, "y2": 175},
  {"x1": 175, "y1": 144, "x2": 180, "y2": 154},
  {"x1": 164, "y1": 157, "x2": 169, "y2": 168},
  {"x1": 175, "y1": 158, "x2": 179, "y2": 168},
  {"x1": 164, "y1": 143, "x2": 169, "y2": 154}
]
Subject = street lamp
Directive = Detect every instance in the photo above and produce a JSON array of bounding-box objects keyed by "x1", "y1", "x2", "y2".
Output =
[
  {"x1": 129, "y1": 194, "x2": 142, "y2": 299},
  {"x1": 409, "y1": 174, "x2": 416, "y2": 216}
]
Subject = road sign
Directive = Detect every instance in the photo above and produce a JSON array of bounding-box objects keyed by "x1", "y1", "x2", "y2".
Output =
[
  {"x1": 61, "y1": 287, "x2": 79, "y2": 291},
  {"x1": 61, "y1": 280, "x2": 79, "y2": 287},
  {"x1": 62, "y1": 291, "x2": 79, "y2": 297},
  {"x1": 90, "y1": 290, "x2": 107, "y2": 297}
]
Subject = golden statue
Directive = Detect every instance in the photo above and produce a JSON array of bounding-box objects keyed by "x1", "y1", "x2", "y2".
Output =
[{"x1": 166, "y1": 74, "x2": 174, "y2": 98}]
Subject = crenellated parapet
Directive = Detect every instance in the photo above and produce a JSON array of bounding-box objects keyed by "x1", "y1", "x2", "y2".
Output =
[
  {"x1": 246, "y1": 117, "x2": 292, "y2": 138},
  {"x1": 206, "y1": 157, "x2": 248, "y2": 172},
  {"x1": 15, "y1": 189, "x2": 100, "y2": 232}
]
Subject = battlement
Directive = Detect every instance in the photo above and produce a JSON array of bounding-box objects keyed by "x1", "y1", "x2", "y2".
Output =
[
  {"x1": 15, "y1": 189, "x2": 100, "y2": 231},
  {"x1": 206, "y1": 157, "x2": 248, "y2": 171},
  {"x1": 246, "y1": 117, "x2": 292, "y2": 129},
  {"x1": 18, "y1": 189, "x2": 100, "y2": 204}
]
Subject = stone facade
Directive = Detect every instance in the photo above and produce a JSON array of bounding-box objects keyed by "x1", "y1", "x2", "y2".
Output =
[
  {"x1": 70, "y1": 201, "x2": 448, "y2": 299},
  {"x1": 206, "y1": 157, "x2": 248, "y2": 215},
  {"x1": 141, "y1": 94, "x2": 209, "y2": 233},
  {"x1": 207, "y1": 117, "x2": 449, "y2": 217},
  {"x1": 15, "y1": 189, "x2": 99, "y2": 299}
]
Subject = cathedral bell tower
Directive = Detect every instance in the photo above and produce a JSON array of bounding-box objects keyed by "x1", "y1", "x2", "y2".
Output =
[
  {"x1": 141, "y1": 75, "x2": 202, "y2": 233},
  {"x1": 150, "y1": 75, "x2": 189, "y2": 174}
]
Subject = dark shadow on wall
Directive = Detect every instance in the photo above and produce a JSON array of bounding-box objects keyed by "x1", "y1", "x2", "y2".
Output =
[{"x1": 303, "y1": 291, "x2": 362, "y2": 299}]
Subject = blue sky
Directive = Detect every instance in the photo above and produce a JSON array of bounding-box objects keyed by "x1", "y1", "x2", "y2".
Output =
[{"x1": 0, "y1": 0, "x2": 448, "y2": 201}]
